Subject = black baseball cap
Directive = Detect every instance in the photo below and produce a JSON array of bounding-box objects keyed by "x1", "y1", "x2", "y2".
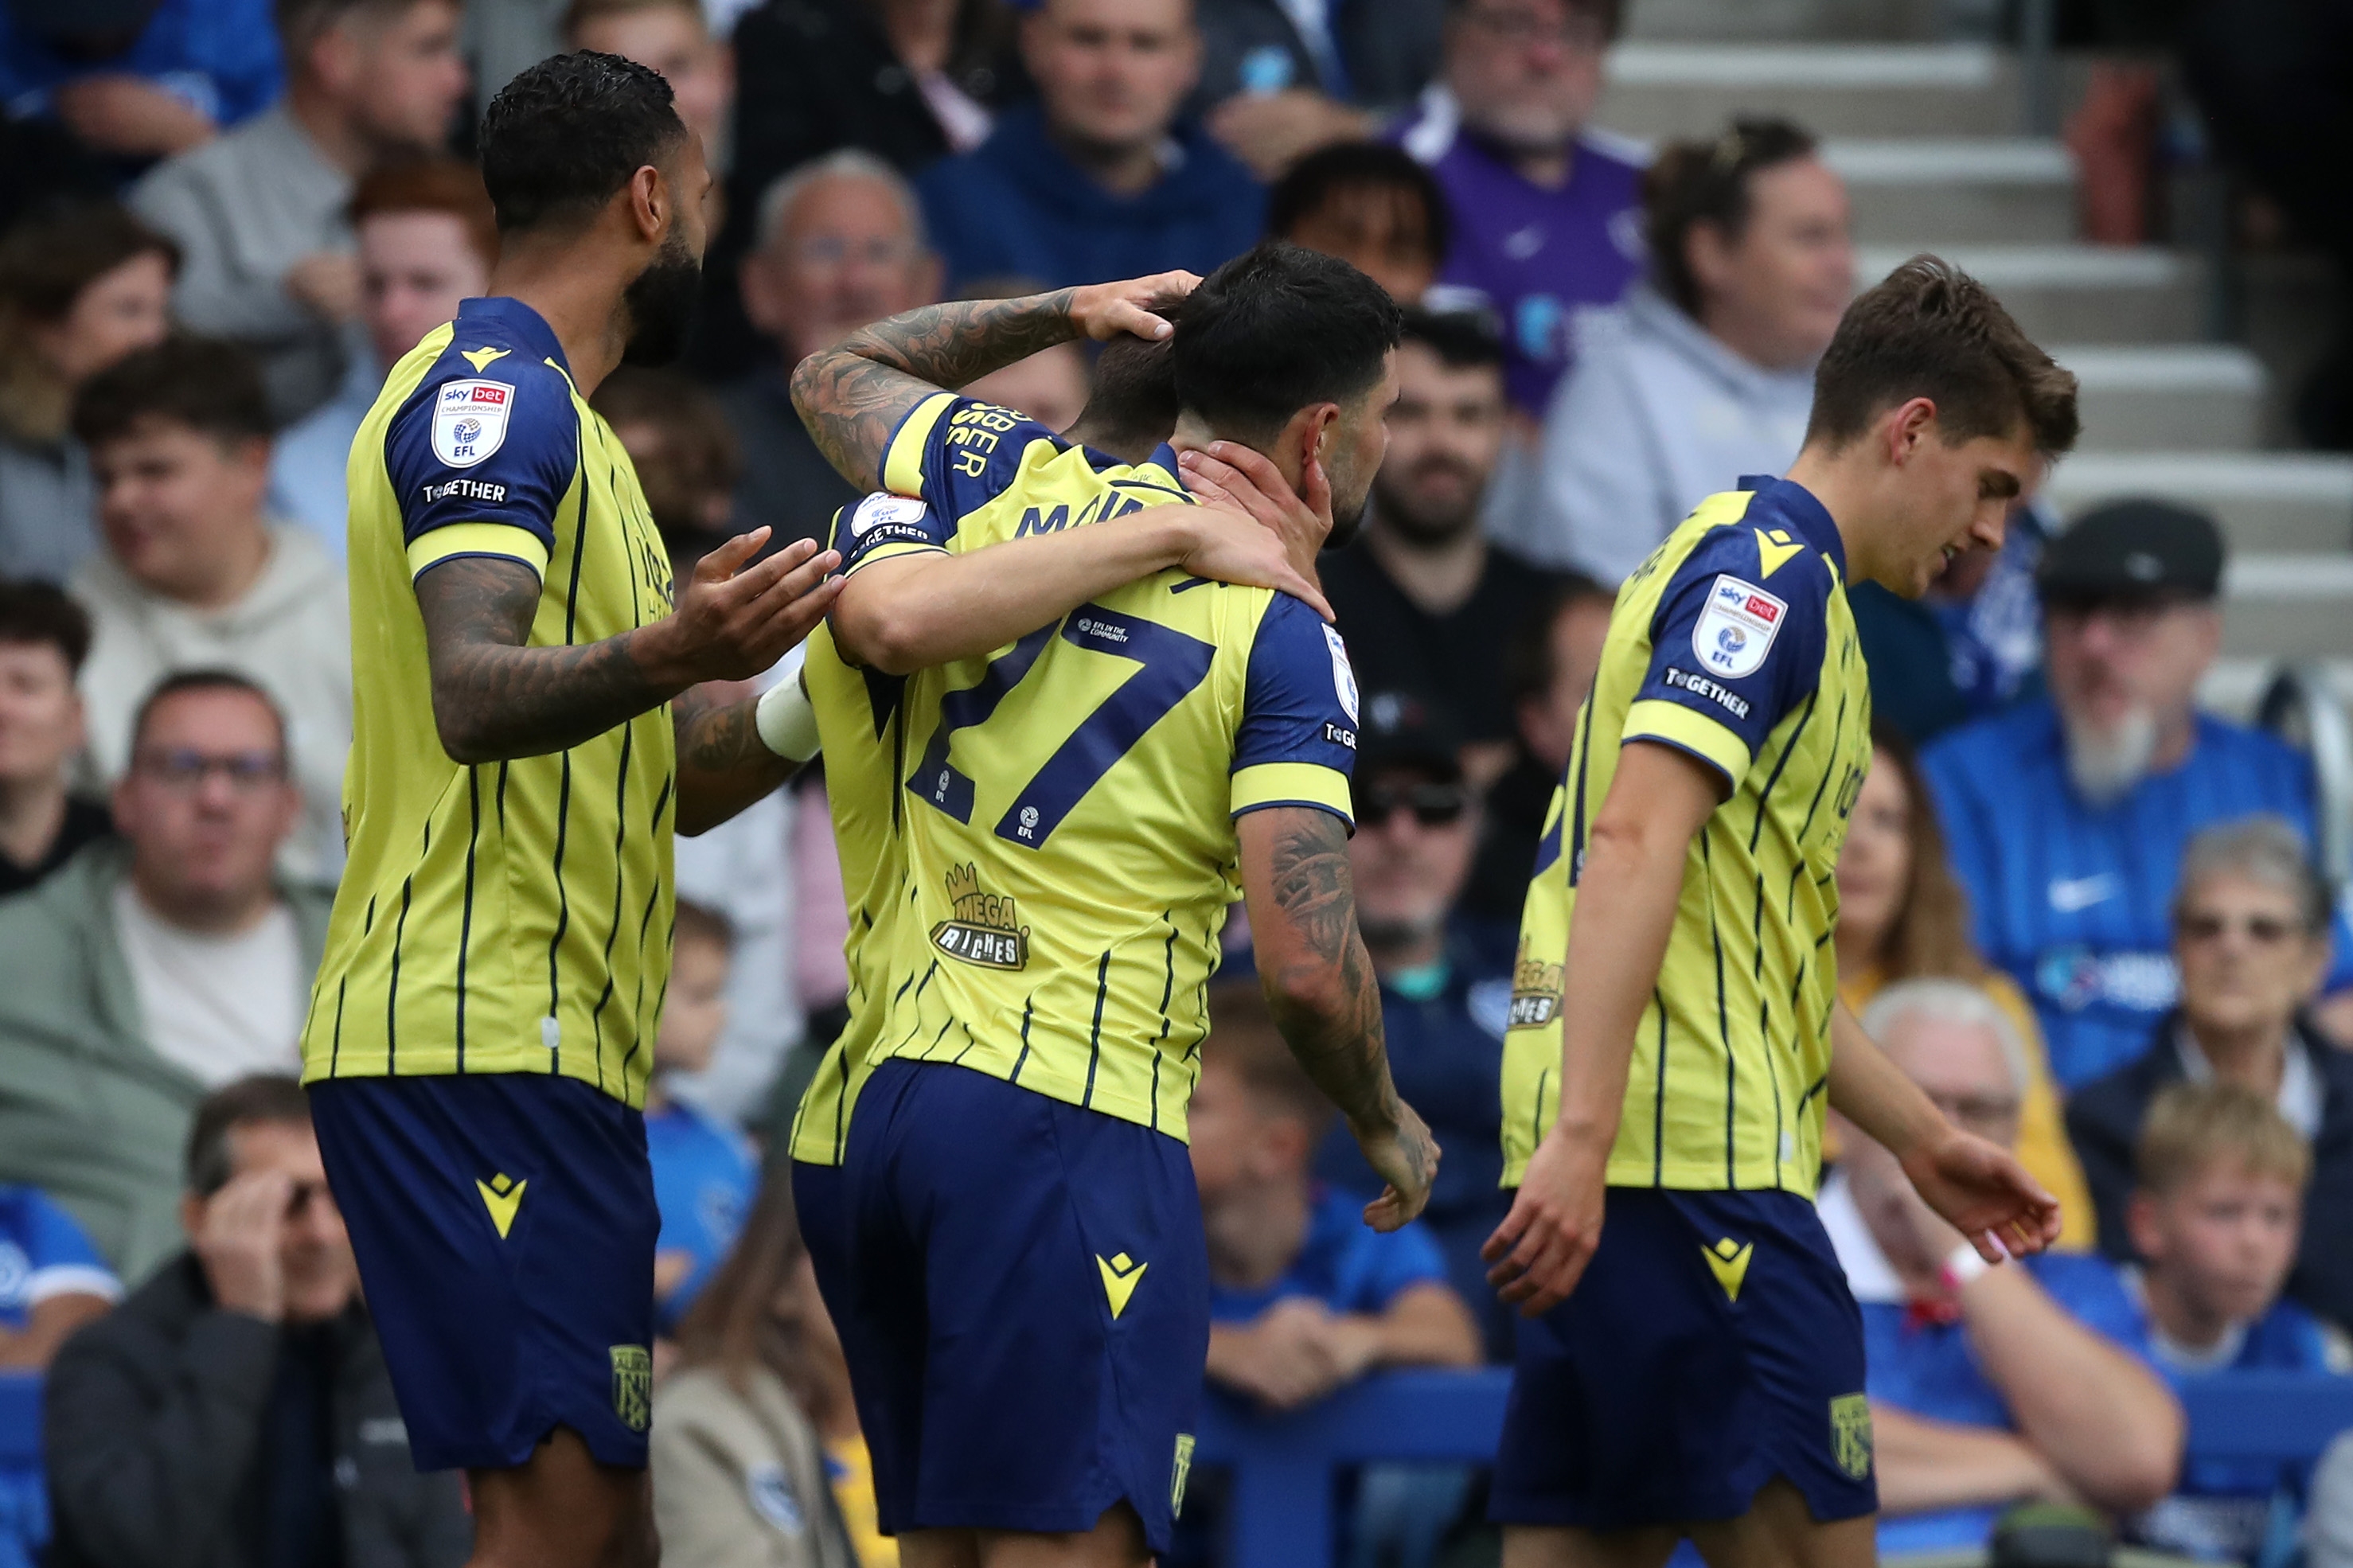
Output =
[
  {"x1": 8, "y1": 0, "x2": 162, "y2": 49},
  {"x1": 2038, "y1": 498, "x2": 2224, "y2": 606},
  {"x1": 1354, "y1": 689, "x2": 1464, "y2": 781}
]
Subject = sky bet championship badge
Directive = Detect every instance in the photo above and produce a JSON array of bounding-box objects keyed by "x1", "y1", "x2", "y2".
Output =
[
  {"x1": 432, "y1": 380, "x2": 514, "y2": 468},
  {"x1": 1692, "y1": 575, "x2": 1786, "y2": 680}
]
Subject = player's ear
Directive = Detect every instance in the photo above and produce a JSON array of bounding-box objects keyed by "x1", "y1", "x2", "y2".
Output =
[
  {"x1": 1883, "y1": 396, "x2": 1937, "y2": 466},
  {"x1": 628, "y1": 163, "x2": 668, "y2": 243}
]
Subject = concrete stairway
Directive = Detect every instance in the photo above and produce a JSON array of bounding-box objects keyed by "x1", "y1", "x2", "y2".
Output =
[{"x1": 1594, "y1": 39, "x2": 2353, "y2": 709}]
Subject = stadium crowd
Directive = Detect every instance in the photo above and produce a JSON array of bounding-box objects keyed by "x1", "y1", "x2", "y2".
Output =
[{"x1": 0, "y1": 0, "x2": 2348, "y2": 1564}]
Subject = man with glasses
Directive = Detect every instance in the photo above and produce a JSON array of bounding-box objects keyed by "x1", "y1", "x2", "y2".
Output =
[
  {"x1": 724, "y1": 150, "x2": 945, "y2": 553},
  {"x1": 1924, "y1": 499, "x2": 2353, "y2": 1091},
  {"x1": 1395, "y1": 0, "x2": 1645, "y2": 419},
  {"x1": 0, "y1": 672, "x2": 331, "y2": 1280},
  {"x1": 1821, "y1": 979, "x2": 2183, "y2": 1555}
]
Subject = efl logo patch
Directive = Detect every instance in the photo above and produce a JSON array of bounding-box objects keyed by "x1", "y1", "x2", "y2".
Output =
[
  {"x1": 432, "y1": 379, "x2": 514, "y2": 468},
  {"x1": 1324, "y1": 624, "x2": 1360, "y2": 722},
  {"x1": 848, "y1": 492, "x2": 930, "y2": 537},
  {"x1": 1692, "y1": 575, "x2": 1786, "y2": 680}
]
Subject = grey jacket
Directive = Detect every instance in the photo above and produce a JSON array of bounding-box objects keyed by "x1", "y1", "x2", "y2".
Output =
[
  {"x1": 0, "y1": 840, "x2": 332, "y2": 1278},
  {"x1": 651, "y1": 1367, "x2": 860, "y2": 1568}
]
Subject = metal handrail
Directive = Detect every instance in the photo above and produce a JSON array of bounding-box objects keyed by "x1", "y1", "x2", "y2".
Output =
[{"x1": 2257, "y1": 664, "x2": 2353, "y2": 892}]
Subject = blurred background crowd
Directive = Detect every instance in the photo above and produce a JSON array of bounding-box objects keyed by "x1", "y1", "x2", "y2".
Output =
[{"x1": 2, "y1": 0, "x2": 2353, "y2": 1563}]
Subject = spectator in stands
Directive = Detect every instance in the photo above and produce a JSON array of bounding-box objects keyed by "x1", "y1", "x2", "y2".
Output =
[
  {"x1": 0, "y1": 583, "x2": 110, "y2": 897},
  {"x1": 0, "y1": 0, "x2": 281, "y2": 162},
  {"x1": 0, "y1": 672, "x2": 330, "y2": 1279},
  {"x1": 1822, "y1": 980, "x2": 2183, "y2": 1554},
  {"x1": 130, "y1": 0, "x2": 467, "y2": 423},
  {"x1": 0, "y1": 204, "x2": 178, "y2": 585},
  {"x1": 915, "y1": 0, "x2": 1264, "y2": 291},
  {"x1": 2316, "y1": 1435, "x2": 2353, "y2": 1568},
  {"x1": 1523, "y1": 118, "x2": 1852, "y2": 584},
  {"x1": 1392, "y1": 0, "x2": 1642, "y2": 419},
  {"x1": 2069, "y1": 816, "x2": 2353, "y2": 1333},
  {"x1": 654, "y1": 1165, "x2": 876, "y2": 1568},
  {"x1": 959, "y1": 282, "x2": 1094, "y2": 431},
  {"x1": 71, "y1": 337, "x2": 351, "y2": 887},
  {"x1": 1324, "y1": 308, "x2": 1559, "y2": 785},
  {"x1": 1264, "y1": 138, "x2": 1448, "y2": 303},
  {"x1": 1924, "y1": 499, "x2": 2353, "y2": 1093},
  {"x1": 1192, "y1": 0, "x2": 1442, "y2": 179},
  {"x1": 1852, "y1": 499, "x2": 2053, "y2": 748},
  {"x1": 2120, "y1": 1082, "x2": 2347, "y2": 1563},
  {"x1": 44, "y1": 1076, "x2": 471, "y2": 1568},
  {"x1": 0, "y1": 1185, "x2": 118, "y2": 1368},
  {"x1": 268, "y1": 159, "x2": 497, "y2": 560},
  {"x1": 1460, "y1": 573, "x2": 1610, "y2": 922},
  {"x1": 726, "y1": 150, "x2": 942, "y2": 550},
  {"x1": 1838, "y1": 727, "x2": 2095, "y2": 1250},
  {"x1": 566, "y1": 0, "x2": 736, "y2": 173},
  {"x1": 1308, "y1": 696, "x2": 1516, "y2": 1356},
  {"x1": 1197, "y1": 981, "x2": 1481, "y2": 1408},
  {"x1": 646, "y1": 900, "x2": 756, "y2": 1338},
  {"x1": 597, "y1": 366, "x2": 747, "y2": 566}
]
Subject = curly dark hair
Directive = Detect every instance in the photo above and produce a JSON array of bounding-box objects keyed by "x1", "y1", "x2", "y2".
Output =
[{"x1": 478, "y1": 50, "x2": 685, "y2": 235}]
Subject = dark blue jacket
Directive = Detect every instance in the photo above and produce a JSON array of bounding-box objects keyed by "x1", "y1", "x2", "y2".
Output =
[{"x1": 915, "y1": 102, "x2": 1265, "y2": 291}]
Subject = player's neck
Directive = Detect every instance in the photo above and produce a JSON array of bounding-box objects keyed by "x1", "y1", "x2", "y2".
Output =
[
  {"x1": 1168, "y1": 416, "x2": 1301, "y2": 493},
  {"x1": 1200, "y1": 1180, "x2": 1311, "y2": 1292},
  {"x1": 1780, "y1": 443, "x2": 1878, "y2": 583},
  {"x1": 487, "y1": 248, "x2": 634, "y2": 399}
]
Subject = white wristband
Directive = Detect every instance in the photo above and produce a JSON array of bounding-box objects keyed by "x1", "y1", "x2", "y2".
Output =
[
  {"x1": 755, "y1": 675, "x2": 821, "y2": 761},
  {"x1": 1943, "y1": 1241, "x2": 1992, "y2": 1288}
]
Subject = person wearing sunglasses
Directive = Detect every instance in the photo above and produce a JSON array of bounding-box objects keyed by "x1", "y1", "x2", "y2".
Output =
[
  {"x1": 2069, "y1": 814, "x2": 2353, "y2": 1332},
  {"x1": 1312, "y1": 688, "x2": 1520, "y2": 1357}
]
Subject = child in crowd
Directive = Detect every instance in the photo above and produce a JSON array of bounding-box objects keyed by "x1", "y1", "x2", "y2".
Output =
[
  {"x1": 1, "y1": 1184, "x2": 119, "y2": 1568},
  {"x1": 2125, "y1": 1082, "x2": 2348, "y2": 1566},
  {"x1": 647, "y1": 900, "x2": 758, "y2": 1340}
]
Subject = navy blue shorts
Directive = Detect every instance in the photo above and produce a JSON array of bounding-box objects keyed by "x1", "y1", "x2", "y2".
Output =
[
  {"x1": 838, "y1": 1059, "x2": 1210, "y2": 1553},
  {"x1": 790, "y1": 1158, "x2": 849, "y2": 1336},
  {"x1": 310, "y1": 1074, "x2": 658, "y2": 1472},
  {"x1": 1490, "y1": 1188, "x2": 1877, "y2": 1531}
]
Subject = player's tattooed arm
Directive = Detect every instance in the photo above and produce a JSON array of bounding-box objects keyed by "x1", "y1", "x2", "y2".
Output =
[
  {"x1": 1239, "y1": 806, "x2": 1439, "y2": 1230},
  {"x1": 670, "y1": 684, "x2": 800, "y2": 835},
  {"x1": 414, "y1": 532, "x2": 841, "y2": 766},
  {"x1": 791, "y1": 271, "x2": 1196, "y2": 491}
]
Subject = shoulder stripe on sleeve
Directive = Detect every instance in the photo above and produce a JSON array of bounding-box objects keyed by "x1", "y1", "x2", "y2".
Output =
[
  {"x1": 1231, "y1": 761, "x2": 1353, "y2": 824},
  {"x1": 1624, "y1": 698, "x2": 1751, "y2": 787},
  {"x1": 884, "y1": 392, "x2": 957, "y2": 498},
  {"x1": 407, "y1": 521, "x2": 551, "y2": 582}
]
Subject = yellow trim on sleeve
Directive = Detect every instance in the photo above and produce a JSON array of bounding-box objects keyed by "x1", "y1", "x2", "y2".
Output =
[
  {"x1": 1230, "y1": 762, "x2": 1354, "y2": 824},
  {"x1": 883, "y1": 392, "x2": 956, "y2": 500},
  {"x1": 406, "y1": 521, "x2": 550, "y2": 582},
  {"x1": 1623, "y1": 699, "x2": 1751, "y2": 786}
]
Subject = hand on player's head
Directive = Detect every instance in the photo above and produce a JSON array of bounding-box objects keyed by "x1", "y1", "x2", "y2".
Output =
[
  {"x1": 1176, "y1": 506, "x2": 1333, "y2": 621},
  {"x1": 1068, "y1": 271, "x2": 1202, "y2": 344},
  {"x1": 1177, "y1": 439, "x2": 1332, "y2": 592},
  {"x1": 665, "y1": 528, "x2": 844, "y2": 685}
]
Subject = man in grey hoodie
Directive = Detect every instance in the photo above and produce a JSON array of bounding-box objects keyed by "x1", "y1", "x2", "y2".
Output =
[{"x1": 69, "y1": 335, "x2": 352, "y2": 889}]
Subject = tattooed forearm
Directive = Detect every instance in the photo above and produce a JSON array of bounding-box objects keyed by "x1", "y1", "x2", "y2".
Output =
[
  {"x1": 671, "y1": 686, "x2": 798, "y2": 835},
  {"x1": 416, "y1": 556, "x2": 676, "y2": 763},
  {"x1": 790, "y1": 291, "x2": 1080, "y2": 492}
]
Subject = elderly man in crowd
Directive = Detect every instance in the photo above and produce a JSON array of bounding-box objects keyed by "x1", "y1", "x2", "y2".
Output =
[
  {"x1": 1821, "y1": 979, "x2": 2184, "y2": 1554},
  {"x1": 0, "y1": 673, "x2": 329, "y2": 1279},
  {"x1": 1924, "y1": 500, "x2": 2353, "y2": 1092},
  {"x1": 44, "y1": 1076, "x2": 470, "y2": 1568},
  {"x1": 130, "y1": 0, "x2": 467, "y2": 423},
  {"x1": 722, "y1": 150, "x2": 943, "y2": 550},
  {"x1": 2069, "y1": 815, "x2": 2353, "y2": 1332}
]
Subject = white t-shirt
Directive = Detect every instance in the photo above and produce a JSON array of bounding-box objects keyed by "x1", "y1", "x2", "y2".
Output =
[{"x1": 113, "y1": 885, "x2": 304, "y2": 1086}]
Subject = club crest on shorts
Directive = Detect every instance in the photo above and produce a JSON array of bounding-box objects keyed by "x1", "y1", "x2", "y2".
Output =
[
  {"x1": 1171, "y1": 1433, "x2": 1196, "y2": 1515},
  {"x1": 611, "y1": 1345, "x2": 653, "y2": 1432},
  {"x1": 931, "y1": 862, "x2": 1028, "y2": 969},
  {"x1": 1830, "y1": 1392, "x2": 1874, "y2": 1480},
  {"x1": 1692, "y1": 575, "x2": 1786, "y2": 681},
  {"x1": 432, "y1": 379, "x2": 514, "y2": 467}
]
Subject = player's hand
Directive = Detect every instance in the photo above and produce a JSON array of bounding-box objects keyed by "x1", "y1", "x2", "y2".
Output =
[
  {"x1": 1176, "y1": 441, "x2": 1333, "y2": 594},
  {"x1": 1065, "y1": 271, "x2": 1201, "y2": 343},
  {"x1": 1355, "y1": 1100, "x2": 1438, "y2": 1233},
  {"x1": 1900, "y1": 1125, "x2": 2062, "y2": 1264},
  {"x1": 194, "y1": 1170, "x2": 292, "y2": 1322},
  {"x1": 1482, "y1": 1122, "x2": 1608, "y2": 1316},
  {"x1": 1172, "y1": 506, "x2": 1333, "y2": 619},
  {"x1": 649, "y1": 529, "x2": 844, "y2": 687}
]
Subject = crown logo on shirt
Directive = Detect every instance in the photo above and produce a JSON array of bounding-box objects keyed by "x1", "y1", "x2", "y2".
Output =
[
  {"x1": 933, "y1": 863, "x2": 1028, "y2": 970},
  {"x1": 1508, "y1": 938, "x2": 1563, "y2": 1028}
]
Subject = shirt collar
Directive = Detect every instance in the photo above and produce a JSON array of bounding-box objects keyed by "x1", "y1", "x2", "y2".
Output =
[
  {"x1": 2173, "y1": 1024, "x2": 2324, "y2": 1140},
  {"x1": 1737, "y1": 474, "x2": 1848, "y2": 579},
  {"x1": 455, "y1": 296, "x2": 570, "y2": 378},
  {"x1": 1816, "y1": 1171, "x2": 1907, "y2": 1305}
]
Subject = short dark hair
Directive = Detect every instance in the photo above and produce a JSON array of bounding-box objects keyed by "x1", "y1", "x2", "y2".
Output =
[
  {"x1": 72, "y1": 336, "x2": 272, "y2": 450},
  {"x1": 1266, "y1": 141, "x2": 1450, "y2": 267},
  {"x1": 130, "y1": 669, "x2": 288, "y2": 757},
  {"x1": 1805, "y1": 255, "x2": 2080, "y2": 458},
  {"x1": 1173, "y1": 244, "x2": 1403, "y2": 443},
  {"x1": 1504, "y1": 572, "x2": 1614, "y2": 706},
  {"x1": 1645, "y1": 117, "x2": 1819, "y2": 318},
  {"x1": 186, "y1": 1075, "x2": 312, "y2": 1196},
  {"x1": 0, "y1": 578, "x2": 92, "y2": 674},
  {"x1": 1446, "y1": 0, "x2": 1622, "y2": 39},
  {"x1": 1399, "y1": 306, "x2": 1504, "y2": 371},
  {"x1": 1079, "y1": 291, "x2": 1184, "y2": 452},
  {"x1": 479, "y1": 51, "x2": 686, "y2": 235},
  {"x1": 0, "y1": 200, "x2": 178, "y2": 325}
]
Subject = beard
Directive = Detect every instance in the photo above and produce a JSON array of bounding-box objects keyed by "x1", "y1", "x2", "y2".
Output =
[
  {"x1": 620, "y1": 232, "x2": 704, "y2": 368},
  {"x1": 1372, "y1": 458, "x2": 1483, "y2": 548},
  {"x1": 2062, "y1": 703, "x2": 2160, "y2": 805},
  {"x1": 1327, "y1": 485, "x2": 1371, "y2": 550}
]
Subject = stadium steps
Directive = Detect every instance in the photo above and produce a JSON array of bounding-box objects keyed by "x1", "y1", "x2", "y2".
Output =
[
  {"x1": 2043, "y1": 455, "x2": 2353, "y2": 553},
  {"x1": 1824, "y1": 138, "x2": 2078, "y2": 244},
  {"x1": 2051, "y1": 345, "x2": 2269, "y2": 451},
  {"x1": 1601, "y1": 44, "x2": 2015, "y2": 138},
  {"x1": 1856, "y1": 246, "x2": 2203, "y2": 345}
]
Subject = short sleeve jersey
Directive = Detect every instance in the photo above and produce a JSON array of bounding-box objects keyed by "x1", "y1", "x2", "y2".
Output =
[
  {"x1": 301, "y1": 297, "x2": 678, "y2": 1108},
  {"x1": 834, "y1": 393, "x2": 1360, "y2": 1143},
  {"x1": 0, "y1": 1184, "x2": 119, "y2": 1331},
  {"x1": 1500, "y1": 479, "x2": 1873, "y2": 1195},
  {"x1": 1208, "y1": 1188, "x2": 1450, "y2": 1324}
]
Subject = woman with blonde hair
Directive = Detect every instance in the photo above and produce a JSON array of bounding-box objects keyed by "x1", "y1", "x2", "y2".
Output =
[{"x1": 1836, "y1": 723, "x2": 2095, "y2": 1246}]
